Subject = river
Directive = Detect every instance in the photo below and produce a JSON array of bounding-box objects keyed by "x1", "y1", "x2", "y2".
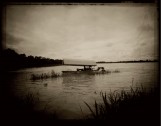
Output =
[{"x1": 6, "y1": 62, "x2": 158, "y2": 119}]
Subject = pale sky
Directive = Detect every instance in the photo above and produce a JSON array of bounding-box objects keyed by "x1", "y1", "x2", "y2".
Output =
[{"x1": 5, "y1": 4, "x2": 158, "y2": 61}]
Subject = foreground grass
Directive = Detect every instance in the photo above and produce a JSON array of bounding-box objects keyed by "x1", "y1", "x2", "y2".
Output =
[
  {"x1": 84, "y1": 86, "x2": 159, "y2": 126},
  {"x1": 0, "y1": 91, "x2": 58, "y2": 126}
]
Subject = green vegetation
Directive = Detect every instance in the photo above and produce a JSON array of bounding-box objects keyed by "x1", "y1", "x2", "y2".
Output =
[
  {"x1": 112, "y1": 69, "x2": 120, "y2": 73},
  {"x1": 30, "y1": 69, "x2": 120, "y2": 80},
  {"x1": 0, "y1": 48, "x2": 63, "y2": 71},
  {"x1": 30, "y1": 70, "x2": 61, "y2": 80},
  {"x1": 97, "y1": 59, "x2": 158, "y2": 64},
  {"x1": 84, "y1": 86, "x2": 159, "y2": 126}
]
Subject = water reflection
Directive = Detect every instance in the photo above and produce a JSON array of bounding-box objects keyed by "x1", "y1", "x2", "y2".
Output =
[
  {"x1": 62, "y1": 74, "x2": 96, "y2": 96},
  {"x1": 62, "y1": 74, "x2": 95, "y2": 87}
]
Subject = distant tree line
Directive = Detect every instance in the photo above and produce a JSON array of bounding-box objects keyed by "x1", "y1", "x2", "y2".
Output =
[
  {"x1": 0, "y1": 48, "x2": 63, "y2": 71},
  {"x1": 97, "y1": 59, "x2": 158, "y2": 64}
]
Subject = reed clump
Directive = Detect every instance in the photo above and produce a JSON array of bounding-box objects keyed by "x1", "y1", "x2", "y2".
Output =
[
  {"x1": 30, "y1": 70, "x2": 61, "y2": 80},
  {"x1": 21, "y1": 92, "x2": 40, "y2": 111},
  {"x1": 84, "y1": 86, "x2": 159, "y2": 126},
  {"x1": 112, "y1": 69, "x2": 120, "y2": 73}
]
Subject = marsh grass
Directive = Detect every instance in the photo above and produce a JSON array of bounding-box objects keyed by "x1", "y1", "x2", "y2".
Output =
[
  {"x1": 31, "y1": 69, "x2": 120, "y2": 79},
  {"x1": 84, "y1": 85, "x2": 159, "y2": 126},
  {"x1": 21, "y1": 92, "x2": 40, "y2": 111},
  {"x1": 30, "y1": 70, "x2": 61, "y2": 80},
  {"x1": 112, "y1": 69, "x2": 120, "y2": 73}
]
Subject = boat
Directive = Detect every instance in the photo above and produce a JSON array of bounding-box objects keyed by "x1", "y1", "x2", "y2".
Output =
[{"x1": 62, "y1": 59, "x2": 108, "y2": 75}]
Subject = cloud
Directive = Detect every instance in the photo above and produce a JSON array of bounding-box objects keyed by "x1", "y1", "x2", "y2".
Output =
[
  {"x1": 5, "y1": 5, "x2": 158, "y2": 61},
  {"x1": 106, "y1": 43, "x2": 113, "y2": 47},
  {"x1": 6, "y1": 33, "x2": 24, "y2": 46}
]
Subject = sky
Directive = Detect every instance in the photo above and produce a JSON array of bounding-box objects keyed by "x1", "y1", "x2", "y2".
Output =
[{"x1": 5, "y1": 4, "x2": 158, "y2": 62}]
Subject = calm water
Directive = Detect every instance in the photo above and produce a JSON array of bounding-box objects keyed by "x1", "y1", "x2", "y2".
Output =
[{"x1": 8, "y1": 63, "x2": 158, "y2": 119}]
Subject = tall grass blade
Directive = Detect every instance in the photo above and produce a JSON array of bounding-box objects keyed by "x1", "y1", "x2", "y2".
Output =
[
  {"x1": 94, "y1": 100, "x2": 99, "y2": 118},
  {"x1": 84, "y1": 101, "x2": 96, "y2": 118}
]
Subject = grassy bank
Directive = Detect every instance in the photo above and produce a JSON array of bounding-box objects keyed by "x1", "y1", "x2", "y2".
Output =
[{"x1": 84, "y1": 86, "x2": 159, "y2": 126}]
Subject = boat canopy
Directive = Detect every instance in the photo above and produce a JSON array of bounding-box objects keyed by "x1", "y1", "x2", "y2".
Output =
[{"x1": 63, "y1": 59, "x2": 97, "y2": 66}]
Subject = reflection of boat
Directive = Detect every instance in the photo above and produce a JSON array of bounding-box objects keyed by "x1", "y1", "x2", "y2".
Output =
[{"x1": 62, "y1": 59, "x2": 109, "y2": 75}]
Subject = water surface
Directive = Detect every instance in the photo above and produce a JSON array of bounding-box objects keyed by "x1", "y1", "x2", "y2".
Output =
[{"x1": 7, "y1": 63, "x2": 158, "y2": 119}]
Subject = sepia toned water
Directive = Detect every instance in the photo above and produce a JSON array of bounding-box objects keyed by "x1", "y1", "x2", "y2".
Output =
[{"x1": 8, "y1": 63, "x2": 158, "y2": 119}]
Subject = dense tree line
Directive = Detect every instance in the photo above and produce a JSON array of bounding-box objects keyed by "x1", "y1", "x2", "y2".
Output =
[
  {"x1": 97, "y1": 59, "x2": 158, "y2": 64},
  {"x1": 0, "y1": 48, "x2": 63, "y2": 71}
]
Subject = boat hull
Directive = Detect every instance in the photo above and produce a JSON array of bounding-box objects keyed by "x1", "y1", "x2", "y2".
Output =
[
  {"x1": 62, "y1": 70, "x2": 110, "y2": 75},
  {"x1": 62, "y1": 71, "x2": 95, "y2": 75}
]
